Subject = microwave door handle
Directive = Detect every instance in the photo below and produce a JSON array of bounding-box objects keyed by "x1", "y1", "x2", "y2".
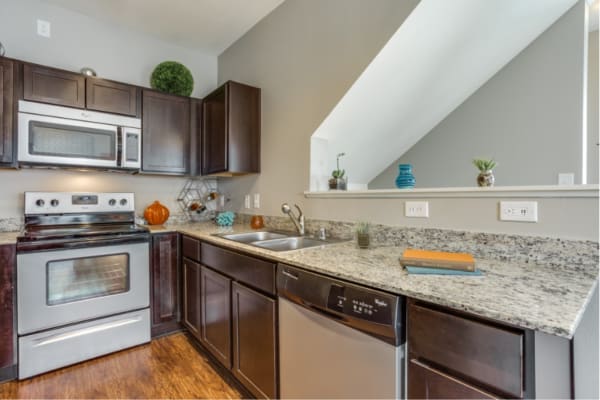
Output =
[{"x1": 116, "y1": 127, "x2": 123, "y2": 167}]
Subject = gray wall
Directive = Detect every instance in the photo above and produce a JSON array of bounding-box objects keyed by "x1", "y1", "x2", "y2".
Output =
[
  {"x1": 0, "y1": 0, "x2": 217, "y2": 97},
  {"x1": 0, "y1": 0, "x2": 218, "y2": 220},
  {"x1": 370, "y1": 1, "x2": 587, "y2": 189},
  {"x1": 588, "y1": 30, "x2": 599, "y2": 184},
  {"x1": 218, "y1": 0, "x2": 598, "y2": 241}
]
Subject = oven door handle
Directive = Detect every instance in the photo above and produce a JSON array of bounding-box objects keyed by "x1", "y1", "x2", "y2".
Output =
[{"x1": 17, "y1": 232, "x2": 150, "y2": 253}]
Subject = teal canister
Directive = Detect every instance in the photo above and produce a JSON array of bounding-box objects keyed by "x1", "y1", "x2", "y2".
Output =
[{"x1": 395, "y1": 164, "x2": 415, "y2": 189}]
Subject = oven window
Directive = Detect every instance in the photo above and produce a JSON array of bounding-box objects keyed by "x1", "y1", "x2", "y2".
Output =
[
  {"x1": 46, "y1": 254, "x2": 130, "y2": 306},
  {"x1": 29, "y1": 121, "x2": 116, "y2": 160}
]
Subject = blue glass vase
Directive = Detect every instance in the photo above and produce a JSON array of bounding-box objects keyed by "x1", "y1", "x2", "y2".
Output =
[{"x1": 395, "y1": 164, "x2": 415, "y2": 189}]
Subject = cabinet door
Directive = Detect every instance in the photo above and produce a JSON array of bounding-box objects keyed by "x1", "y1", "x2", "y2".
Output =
[
  {"x1": 86, "y1": 78, "x2": 140, "y2": 117},
  {"x1": 232, "y1": 282, "x2": 277, "y2": 399},
  {"x1": 23, "y1": 64, "x2": 85, "y2": 108},
  {"x1": 150, "y1": 233, "x2": 180, "y2": 337},
  {"x1": 0, "y1": 59, "x2": 14, "y2": 164},
  {"x1": 182, "y1": 258, "x2": 201, "y2": 340},
  {"x1": 408, "y1": 358, "x2": 496, "y2": 399},
  {"x1": 0, "y1": 244, "x2": 16, "y2": 381},
  {"x1": 201, "y1": 85, "x2": 227, "y2": 174},
  {"x1": 227, "y1": 81, "x2": 260, "y2": 173},
  {"x1": 200, "y1": 266, "x2": 232, "y2": 368},
  {"x1": 189, "y1": 98, "x2": 203, "y2": 176},
  {"x1": 142, "y1": 90, "x2": 190, "y2": 174}
]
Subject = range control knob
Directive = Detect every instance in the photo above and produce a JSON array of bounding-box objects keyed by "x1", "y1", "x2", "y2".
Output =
[
  {"x1": 120, "y1": 198, "x2": 128, "y2": 206},
  {"x1": 50, "y1": 199, "x2": 59, "y2": 207},
  {"x1": 35, "y1": 199, "x2": 45, "y2": 207},
  {"x1": 108, "y1": 199, "x2": 117, "y2": 206}
]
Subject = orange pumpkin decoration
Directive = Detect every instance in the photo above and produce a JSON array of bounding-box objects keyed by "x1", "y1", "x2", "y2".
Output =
[{"x1": 144, "y1": 201, "x2": 170, "y2": 225}]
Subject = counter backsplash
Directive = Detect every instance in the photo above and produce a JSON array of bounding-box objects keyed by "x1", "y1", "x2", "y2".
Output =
[{"x1": 238, "y1": 214, "x2": 599, "y2": 270}]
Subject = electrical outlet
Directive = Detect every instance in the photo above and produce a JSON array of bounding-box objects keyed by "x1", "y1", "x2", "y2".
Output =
[
  {"x1": 405, "y1": 201, "x2": 429, "y2": 218},
  {"x1": 253, "y1": 193, "x2": 260, "y2": 209},
  {"x1": 499, "y1": 201, "x2": 538, "y2": 222},
  {"x1": 244, "y1": 194, "x2": 251, "y2": 209},
  {"x1": 37, "y1": 19, "x2": 51, "y2": 38},
  {"x1": 558, "y1": 173, "x2": 575, "y2": 185}
]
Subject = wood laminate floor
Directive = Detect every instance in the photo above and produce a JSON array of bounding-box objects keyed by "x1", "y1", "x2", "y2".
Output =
[{"x1": 0, "y1": 333, "x2": 243, "y2": 399}]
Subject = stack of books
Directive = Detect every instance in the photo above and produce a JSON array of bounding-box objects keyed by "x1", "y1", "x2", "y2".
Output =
[{"x1": 399, "y1": 249, "x2": 482, "y2": 276}]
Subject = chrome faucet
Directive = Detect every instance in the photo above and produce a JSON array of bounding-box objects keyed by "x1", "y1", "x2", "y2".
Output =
[{"x1": 281, "y1": 203, "x2": 305, "y2": 236}]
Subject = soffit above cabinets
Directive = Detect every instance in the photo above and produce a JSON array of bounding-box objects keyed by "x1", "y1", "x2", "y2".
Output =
[{"x1": 40, "y1": 0, "x2": 285, "y2": 55}]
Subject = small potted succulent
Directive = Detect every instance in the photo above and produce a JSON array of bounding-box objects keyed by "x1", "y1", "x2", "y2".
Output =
[
  {"x1": 328, "y1": 152, "x2": 347, "y2": 190},
  {"x1": 355, "y1": 221, "x2": 371, "y2": 249},
  {"x1": 473, "y1": 158, "x2": 497, "y2": 187}
]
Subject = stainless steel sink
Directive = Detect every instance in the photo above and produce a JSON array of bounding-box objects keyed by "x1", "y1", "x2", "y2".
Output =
[
  {"x1": 215, "y1": 230, "x2": 340, "y2": 251},
  {"x1": 218, "y1": 231, "x2": 292, "y2": 243},
  {"x1": 251, "y1": 237, "x2": 331, "y2": 251}
]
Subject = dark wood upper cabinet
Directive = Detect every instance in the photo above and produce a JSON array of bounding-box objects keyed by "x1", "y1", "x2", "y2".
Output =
[
  {"x1": 0, "y1": 58, "x2": 15, "y2": 165},
  {"x1": 150, "y1": 232, "x2": 180, "y2": 337},
  {"x1": 86, "y1": 77, "x2": 140, "y2": 117},
  {"x1": 0, "y1": 244, "x2": 16, "y2": 382},
  {"x1": 202, "y1": 81, "x2": 260, "y2": 175},
  {"x1": 200, "y1": 266, "x2": 232, "y2": 369},
  {"x1": 189, "y1": 98, "x2": 203, "y2": 176},
  {"x1": 232, "y1": 282, "x2": 277, "y2": 399},
  {"x1": 142, "y1": 90, "x2": 190, "y2": 175},
  {"x1": 23, "y1": 64, "x2": 85, "y2": 108}
]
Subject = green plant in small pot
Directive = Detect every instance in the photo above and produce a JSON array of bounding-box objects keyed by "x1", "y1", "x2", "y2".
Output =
[
  {"x1": 329, "y1": 152, "x2": 347, "y2": 190},
  {"x1": 355, "y1": 221, "x2": 371, "y2": 249},
  {"x1": 473, "y1": 158, "x2": 497, "y2": 187},
  {"x1": 150, "y1": 61, "x2": 194, "y2": 96}
]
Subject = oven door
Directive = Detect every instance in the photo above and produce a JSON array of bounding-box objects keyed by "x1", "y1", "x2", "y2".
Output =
[
  {"x1": 18, "y1": 111, "x2": 119, "y2": 168},
  {"x1": 17, "y1": 241, "x2": 149, "y2": 335}
]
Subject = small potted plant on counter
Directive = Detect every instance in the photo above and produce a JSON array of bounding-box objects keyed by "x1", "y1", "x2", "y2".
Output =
[
  {"x1": 473, "y1": 158, "x2": 497, "y2": 187},
  {"x1": 329, "y1": 152, "x2": 347, "y2": 190},
  {"x1": 355, "y1": 221, "x2": 371, "y2": 249}
]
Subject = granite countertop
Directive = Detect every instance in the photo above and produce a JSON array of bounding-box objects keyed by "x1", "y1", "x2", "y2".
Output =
[
  {"x1": 3, "y1": 221, "x2": 595, "y2": 339},
  {"x1": 165, "y1": 222, "x2": 598, "y2": 339}
]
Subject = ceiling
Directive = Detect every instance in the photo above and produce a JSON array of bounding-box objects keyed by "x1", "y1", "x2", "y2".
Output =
[{"x1": 41, "y1": 0, "x2": 285, "y2": 55}]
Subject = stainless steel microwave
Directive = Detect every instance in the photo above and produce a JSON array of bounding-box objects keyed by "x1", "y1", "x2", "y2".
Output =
[{"x1": 18, "y1": 100, "x2": 142, "y2": 171}]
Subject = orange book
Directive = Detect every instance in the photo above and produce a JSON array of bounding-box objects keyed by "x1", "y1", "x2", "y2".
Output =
[{"x1": 400, "y1": 248, "x2": 476, "y2": 272}]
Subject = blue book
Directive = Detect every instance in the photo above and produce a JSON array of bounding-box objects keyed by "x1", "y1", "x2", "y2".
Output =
[{"x1": 405, "y1": 266, "x2": 483, "y2": 276}]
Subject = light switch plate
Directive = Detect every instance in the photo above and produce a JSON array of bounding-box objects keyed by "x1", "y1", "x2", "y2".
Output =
[
  {"x1": 37, "y1": 19, "x2": 51, "y2": 38},
  {"x1": 405, "y1": 201, "x2": 429, "y2": 218},
  {"x1": 499, "y1": 201, "x2": 538, "y2": 222},
  {"x1": 558, "y1": 173, "x2": 575, "y2": 185},
  {"x1": 244, "y1": 194, "x2": 251, "y2": 209},
  {"x1": 253, "y1": 193, "x2": 260, "y2": 209}
]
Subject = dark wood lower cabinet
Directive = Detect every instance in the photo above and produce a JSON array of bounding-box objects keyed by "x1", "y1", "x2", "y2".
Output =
[
  {"x1": 200, "y1": 266, "x2": 232, "y2": 369},
  {"x1": 182, "y1": 258, "x2": 201, "y2": 340},
  {"x1": 232, "y1": 282, "x2": 277, "y2": 399},
  {"x1": 0, "y1": 244, "x2": 16, "y2": 381},
  {"x1": 407, "y1": 299, "x2": 530, "y2": 399},
  {"x1": 408, "y1": 358, "x2": 496, "y2": 399},
  {"x1": 150, "y1": 232, "x2": 180, "y2": 337}
]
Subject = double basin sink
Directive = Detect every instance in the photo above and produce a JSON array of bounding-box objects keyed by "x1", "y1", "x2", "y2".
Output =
[{"x1": 215, "y1": 230, "x2": 338, "y2": 252}]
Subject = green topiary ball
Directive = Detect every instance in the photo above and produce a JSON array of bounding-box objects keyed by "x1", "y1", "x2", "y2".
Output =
[{"x1": 150, "y1": 61, "x2": 194, "y2": 96}]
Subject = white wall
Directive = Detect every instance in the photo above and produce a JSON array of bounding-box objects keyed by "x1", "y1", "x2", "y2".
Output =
[
  {"x1": 0, "y1": 0, "x2": 218, "y2": 221},
  {"x1": 0, "y1": 0, "x2": 217, "y2": 97},
  {"x1": 218, "y1": 0, "x2": 599, "y2": 241},
  {"x1": 588, "y1": 30, "x2": 599, "y2": 185},
  {"x1": 370, "y1": 1, "x2": 587, "y2": 188}
]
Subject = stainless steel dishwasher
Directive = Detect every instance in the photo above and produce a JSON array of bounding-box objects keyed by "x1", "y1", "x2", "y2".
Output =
[{"x1": 277, "y1": 263, "x2": 406, "y2": 399}]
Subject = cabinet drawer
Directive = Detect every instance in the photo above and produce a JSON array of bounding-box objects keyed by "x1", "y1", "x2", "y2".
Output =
[
  {"x1": 408, "y1": 301, "x2": 523, "y2": 398},
  {"x1": 201, "y1": 243, "x2": 276, "y2": 295},
  {"x1": 182, "y1": 236, "x2": 201, "y2": 261},
  {"x1": 408, "y1": 358, "x2": 496, "y2": 399}
]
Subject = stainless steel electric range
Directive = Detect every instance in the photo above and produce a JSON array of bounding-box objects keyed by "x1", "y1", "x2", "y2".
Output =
[{"x1": 16, "y1": 192, "x2": 151, "y2": 379}]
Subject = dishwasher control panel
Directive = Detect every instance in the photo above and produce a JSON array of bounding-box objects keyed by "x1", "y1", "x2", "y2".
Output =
[{"x1": 327, "y1": 284, "x2": 395, "y2": 325}]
